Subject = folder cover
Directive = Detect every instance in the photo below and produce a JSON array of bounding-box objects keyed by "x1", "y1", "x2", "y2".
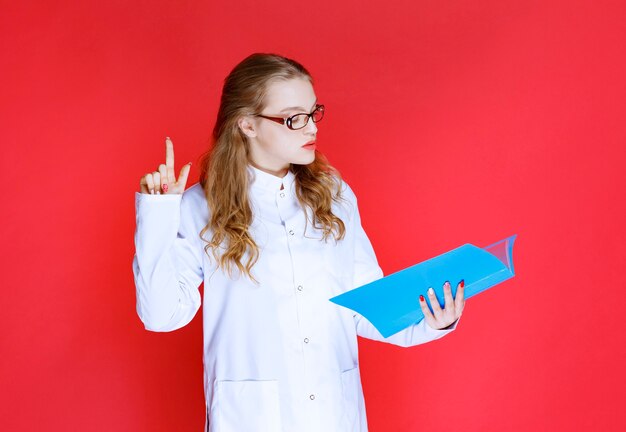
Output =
[{"x1": 329, "y1": 234, "x2": 518, "y2": 338}]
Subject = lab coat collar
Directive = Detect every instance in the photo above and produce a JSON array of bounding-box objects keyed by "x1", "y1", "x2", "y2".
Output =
[{"x1": 247, "y1": 164, "x2": 296, "y2": 192}]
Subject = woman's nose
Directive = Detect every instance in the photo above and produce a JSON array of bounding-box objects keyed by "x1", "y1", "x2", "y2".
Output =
[{"x1": 304, "y1": 117, "x2": 318, "y2": 134}]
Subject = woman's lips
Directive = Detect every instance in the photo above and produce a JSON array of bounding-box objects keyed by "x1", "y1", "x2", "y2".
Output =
[{"x1": 302, "y1": 141, "x2": 316, "y2": 150}]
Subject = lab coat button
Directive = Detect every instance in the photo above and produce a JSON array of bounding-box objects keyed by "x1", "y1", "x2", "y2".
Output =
[
  {"x1": 297, "y1": 285, "x2": 303, "y2": 291},
  {"x1": 309, "y1": 394, "x2": 315, "y2": 400},
  {"x1": 289, "y1": 230, "x2": 295, "y2": 235},
  {"x1": 304, "y1": 338, "x2": 309, "y2": 343},
  {"x1": 280, "y1": 192, "x2": 285, "y2": 198}
]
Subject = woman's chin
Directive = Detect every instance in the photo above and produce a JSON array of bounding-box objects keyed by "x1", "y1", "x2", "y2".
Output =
[{"x1": 293, "y1": 153, "x2": 316, "y2": 165}]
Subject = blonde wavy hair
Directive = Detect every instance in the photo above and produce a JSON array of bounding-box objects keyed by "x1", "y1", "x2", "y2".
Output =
[{"x1": 198, "y1": 53, "x2": 346, "y2": 283}]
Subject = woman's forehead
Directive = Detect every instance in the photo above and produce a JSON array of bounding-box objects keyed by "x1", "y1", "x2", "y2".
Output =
[{"x1": 264, "y1": 78, "x2": 316, "y2": 111}]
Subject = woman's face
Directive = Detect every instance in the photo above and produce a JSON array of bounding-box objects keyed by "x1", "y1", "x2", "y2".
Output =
[{"x1": 240, "y1": 77, "x2": 318, "y2": 176}]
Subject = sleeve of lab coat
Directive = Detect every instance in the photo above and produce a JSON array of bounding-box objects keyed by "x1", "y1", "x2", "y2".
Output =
[
  {"x1": 346, "y1": 184, "x2": 460, "y2": 348},
  {"x1": 132, "y1": 191, "x2": 204, "y2": 332}
]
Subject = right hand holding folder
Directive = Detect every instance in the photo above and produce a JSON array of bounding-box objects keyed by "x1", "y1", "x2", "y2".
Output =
[{"x1": 419, "y1": 280, "x2": 465, "y2": 330}]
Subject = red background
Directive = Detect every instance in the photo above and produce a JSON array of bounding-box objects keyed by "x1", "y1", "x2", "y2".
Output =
[{"x1": 2, "y1": 0, "x2": 625, "y2": 430}]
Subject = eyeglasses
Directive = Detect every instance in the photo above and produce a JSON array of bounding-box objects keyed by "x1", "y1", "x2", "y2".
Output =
[{"x1": 254, "y1": 104, "x2": 325, "y2": 130}]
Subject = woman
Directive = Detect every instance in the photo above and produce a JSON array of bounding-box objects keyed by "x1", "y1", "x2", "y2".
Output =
[{"x1": 133, "y1": 53, "x2": 464, "y2": 432}]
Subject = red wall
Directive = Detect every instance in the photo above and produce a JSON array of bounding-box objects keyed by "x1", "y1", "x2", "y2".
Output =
[{"x1": 2, "y1": 0, "x2": 625, "y2": 430}]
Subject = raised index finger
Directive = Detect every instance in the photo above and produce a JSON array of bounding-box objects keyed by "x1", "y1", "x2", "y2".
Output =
[{"x1": 165, "y1": 137, "x2": 175, "y2": 183}]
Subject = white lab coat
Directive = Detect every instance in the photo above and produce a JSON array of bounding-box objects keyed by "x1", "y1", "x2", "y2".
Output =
[{"x1": 132, "y1": 165, "x2": 458, "y2": 432}]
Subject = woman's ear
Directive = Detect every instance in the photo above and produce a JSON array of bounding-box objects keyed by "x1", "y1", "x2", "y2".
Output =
[{"x1": 238, "y1": 116, "x2": 257, "y2": 138}]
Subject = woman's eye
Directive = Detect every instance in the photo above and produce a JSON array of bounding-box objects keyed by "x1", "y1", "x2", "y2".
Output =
[{"x1": 291, "y1": 115, "x2": 306, "y2": 127}]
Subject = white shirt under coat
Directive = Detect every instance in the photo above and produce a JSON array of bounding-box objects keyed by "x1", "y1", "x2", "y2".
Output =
[{"x1": 132, "y1": 164, "x2": 458, "y2": 432}]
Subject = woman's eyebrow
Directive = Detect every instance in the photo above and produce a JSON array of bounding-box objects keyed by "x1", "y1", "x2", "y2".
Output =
[{"x1": 279, "y1": 99, "x2": 318, "y2": 113}]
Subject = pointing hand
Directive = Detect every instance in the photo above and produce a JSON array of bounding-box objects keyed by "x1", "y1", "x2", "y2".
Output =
[{"x1": 139, "y1": 137, "x2": 192, "y2": 195}]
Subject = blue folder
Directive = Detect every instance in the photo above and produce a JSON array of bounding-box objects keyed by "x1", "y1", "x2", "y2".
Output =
[{"x1": 329, "y1": 234, "x2": 518, "y2": 337}]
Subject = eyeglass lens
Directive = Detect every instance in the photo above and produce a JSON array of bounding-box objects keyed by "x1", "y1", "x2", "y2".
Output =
[{"x1": 290, "y1": 105, "x2": 324, "y2": 130}]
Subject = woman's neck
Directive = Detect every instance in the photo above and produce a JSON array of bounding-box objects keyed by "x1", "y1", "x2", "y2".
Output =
[{"x1": 249, "y1": 161, "x2": 290, "y2": 178}]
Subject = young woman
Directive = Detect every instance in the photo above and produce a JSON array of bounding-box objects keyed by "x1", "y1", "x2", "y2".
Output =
[{"x1": 133, "y1": 53, "x2": 464, "y2": 432}]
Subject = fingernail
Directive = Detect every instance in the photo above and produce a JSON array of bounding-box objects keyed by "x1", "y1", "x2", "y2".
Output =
[
  {"x1": 460, "y1": 280, "x2": 465, "y2": 288},
  {"x1": 166, "y1": 136, "x2": 170, "y2": 140},
  {"x1": 150, "y1": 190, "x2": 154, "y2": 195},
  {"x1": 162, "y1": 184, "x2": 168, "y2": 193},
  {"x1": 419, "y1": 294, "x2": 425, "y2": 302},
  {"x1": 428, "y1": 287, "x2": 434, "y2": 295},
  {"x1": 444, "y1": 281, "x2": 450, "y2": 288}
]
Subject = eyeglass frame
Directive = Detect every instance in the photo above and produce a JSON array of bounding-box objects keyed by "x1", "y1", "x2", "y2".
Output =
[{"x1": 253, "y1": 104, "x2": 325, "y2": 130}]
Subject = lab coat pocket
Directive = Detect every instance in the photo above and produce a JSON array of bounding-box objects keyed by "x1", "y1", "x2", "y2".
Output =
[
  {"x1": 323, "y1": 242, "x2": 354, "y2": 286},
  {"x1": 341, "y1": 366, "x2": 361, "y2": 431},
  {"x1": 214, "y1": 379, "x2": 282, "y2": 432}
]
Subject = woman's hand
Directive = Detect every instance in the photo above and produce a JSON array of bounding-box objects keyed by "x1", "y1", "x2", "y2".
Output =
[
  {"x1": 419, "y1": 280, "x2": 465, "y2": 330},
  {"x1": 139, "y1": 137, "x2": 192, "y2": 195}
]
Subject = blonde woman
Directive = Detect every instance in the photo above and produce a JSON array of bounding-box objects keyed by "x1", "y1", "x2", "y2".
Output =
[{"x1": 133, "y1": 53, "x2": 465, "y2": 432}]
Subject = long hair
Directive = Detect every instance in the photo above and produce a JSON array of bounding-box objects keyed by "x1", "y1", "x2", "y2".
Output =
[{"x1": 198, "y1": 53, "x2": 346, "y2": 283}]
